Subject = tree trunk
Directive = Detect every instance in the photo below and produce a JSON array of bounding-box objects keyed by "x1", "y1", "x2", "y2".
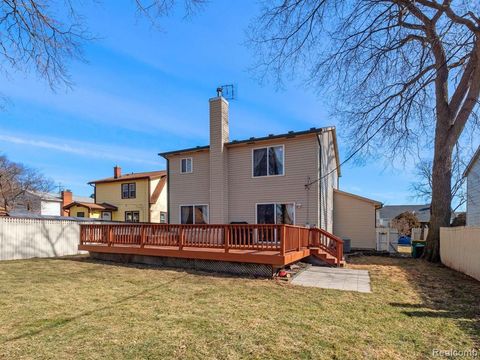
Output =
[{"x1": 423, "y1": 121, "x2": 454, "y2": 262}]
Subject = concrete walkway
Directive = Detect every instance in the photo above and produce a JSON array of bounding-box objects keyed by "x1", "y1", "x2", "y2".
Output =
[{"x1": 291, "y1": 266, "x2": 371, "y2": 293}]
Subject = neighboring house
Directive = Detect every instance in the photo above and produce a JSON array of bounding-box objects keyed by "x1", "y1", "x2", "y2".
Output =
[
  {"x1": 464, "y1": 146, "x2": 480, "y2": 226},
  {"x1": 376, "y1": 204, "x2": 430, "y2": 228},
  {"x1": 159, "y1": 95, "x2": 340, "y2": 230},
  {"x1": 76, "y1": 167, "x2": 168, "y2": 222},
  {"x1": 8, "y1": 190, "x2": 92, "y2": 217},
  {"x1": 333, "y1": 189, "x2": 382, "y2": 249}
]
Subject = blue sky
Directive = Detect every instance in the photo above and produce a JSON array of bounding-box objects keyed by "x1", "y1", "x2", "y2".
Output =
[{"x1": 0, "y1": 0, "x2": 421, "y2": 204}]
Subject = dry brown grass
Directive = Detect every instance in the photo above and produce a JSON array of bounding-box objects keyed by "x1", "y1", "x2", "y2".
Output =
[{"x1": 0, "y1": 256, "x2": 478, "y2": 359}]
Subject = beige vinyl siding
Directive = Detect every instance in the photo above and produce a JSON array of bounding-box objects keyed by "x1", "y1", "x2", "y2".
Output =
[
  {"x1": 167, "y1": 150, "x2": 210, "y2": 224},
  {"x1": 318, "y1": 130, "x2": 339, "y2": 232},
  {"x1": 209, "y1": 97, "x2": 229, "y2": 223},
  {"x1": 466, "y1": 157, "x2": 480, "y2": 226},
  {"x1": 228, "y1": 135, "x2": 319, "y2": 226},
  {"x1": 333, "y1": 190, "x2": 377, "y2": 249}
]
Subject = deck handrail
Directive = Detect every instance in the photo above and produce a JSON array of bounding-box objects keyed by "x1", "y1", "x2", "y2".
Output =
[
  {"x1": 308, "y1": 227, "x2": 344, "y2": 263},
  {"x1": 79, "y1": 223, "x2": 343, "y2": 264}
]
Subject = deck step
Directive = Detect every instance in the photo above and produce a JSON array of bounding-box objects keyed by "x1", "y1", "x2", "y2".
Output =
[{"x1": 310, "y1": 248, "x2": 342, "y2": 267}]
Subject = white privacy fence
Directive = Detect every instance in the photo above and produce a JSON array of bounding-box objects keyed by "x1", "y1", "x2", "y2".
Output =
[
  {"x1": 440, "y1": 226, "x2": 480, "y2": 281},
  {"x1": 0, "y1": 217, "x2": 85, "y2": 261},
  {"x1": 411, "y1": 227, "x2": 428, "y2": 241}
]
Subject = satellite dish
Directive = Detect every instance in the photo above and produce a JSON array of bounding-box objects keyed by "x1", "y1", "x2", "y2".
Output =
[{"x1": 216, "y1": 84, "x2": 237, "y2": 100}]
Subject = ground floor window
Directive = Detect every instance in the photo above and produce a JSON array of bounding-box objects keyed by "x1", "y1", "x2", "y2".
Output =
[
  {"x1": 180, "y1": 205, "x2": 208, "y2": 224},
  {"x1": 125, "y1": 211, "x2": 140, "y2": 223},
  {"x1": 101, "y1": 211, "x2": 112, "y2": 221},
  {"x1": 76, "y1": 211, "x2": 85, "y2": 218},
  {"x1": 256, "y1": 203, "x2": 295, "y2": 225},
  {"x1": 160, "y1": 212, "x2": 167, "y2": 223}
]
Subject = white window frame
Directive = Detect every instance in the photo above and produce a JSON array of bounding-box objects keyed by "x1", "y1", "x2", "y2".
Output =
[
  {"x1": 255, "y1": 202, "x2": 296, "y2": 225},
  {"x1": 179, "y1": 204, "x2": 209, "y2": 224},
  {"x1": 180, "y1": 157, "x2": 193, "y2": 174},
  {"x1": 251, "y1": 144, "x2": 285, "y2": 178}
]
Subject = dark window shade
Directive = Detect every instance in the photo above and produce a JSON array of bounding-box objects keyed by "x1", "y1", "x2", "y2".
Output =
[
  {"x1": 181, "y1": 206, "x2": 194, "y2": 224},
  {"x1": 253, "y1": 148, "x2": 268, "y2": 177},
  {"x1": 268, "y1": 146, "x2": 284, "y2": 175},
  {"x1": 257, "y1": 204, "x2": 275, "y2": 224}
]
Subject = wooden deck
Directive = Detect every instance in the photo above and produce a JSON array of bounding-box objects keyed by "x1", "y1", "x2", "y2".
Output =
[{"x1": 79, "y1": 224, "x2": 344, "y2": 267}]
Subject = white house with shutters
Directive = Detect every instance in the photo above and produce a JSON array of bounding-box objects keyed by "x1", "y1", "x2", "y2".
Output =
[{"x1": 464, "y1": 146, "x2": 480, "y2": 226}]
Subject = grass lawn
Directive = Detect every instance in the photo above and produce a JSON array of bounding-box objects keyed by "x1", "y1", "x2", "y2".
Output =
[{"x1": 0, "y1": 256, "x2": 478, "y2": 360}]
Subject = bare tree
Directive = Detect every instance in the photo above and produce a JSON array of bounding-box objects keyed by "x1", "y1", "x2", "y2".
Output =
[
  {"x1": 410, "y1": 147, "x2": 467, "y2": 213},
  {"x1": 248, "y1": 1, "x2": 480, "y2": 262},
  {"x1": 0, "y1": 0, "x2": 91, "y2": 89},
  {"x1": 0, "y1": 0, "x2": 204, "y2": 89},
  {"x1": 0, "y1": 155, "x2": 53, "y2": 212}
]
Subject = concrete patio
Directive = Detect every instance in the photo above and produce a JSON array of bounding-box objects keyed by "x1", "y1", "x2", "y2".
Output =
[{"x1": 291, "y1": 266, "x2": 371, "y2": 293}]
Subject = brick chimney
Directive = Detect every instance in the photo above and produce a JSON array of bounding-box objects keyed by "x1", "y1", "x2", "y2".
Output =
[
  {"x1": 61, "y1": 190, "x2": 73, "y2": 216},
  {"x1": 209, "y1": 96, "x2": 229, "y2": 223},
  {"x1": 114, "y1": 166, "x2": 122, "y2": 179}
]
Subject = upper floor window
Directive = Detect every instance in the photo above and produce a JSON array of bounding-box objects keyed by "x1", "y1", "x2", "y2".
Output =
[
  {"x1": 181, "y1": 158, "x2": 193, "y2": 173},
  {"x1": 121, "y1": 183, "x2": 136, "y2": 199},
  {"x1": 253, "y1": 145, "x2": 284, "y2": 177}
]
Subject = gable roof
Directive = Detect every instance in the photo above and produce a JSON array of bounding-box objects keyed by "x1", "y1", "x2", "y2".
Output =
[
  {"x1": 334, "y1": 189, "x2": 383, "y2": 208},
  {"x1": 63, "y1": 202, "x2": 118, "y2": 211},
  {"x1": 150, "y1": 176, "x2": 166, "y2": 204},
  {"x1": 378, "y1": 205, "x2": 431, "y2": 223},
  {"x1": 158, "y1": 126, "x2": 341, "y2": 175},
  {"x1": 89, "y1": 170, "x2": 166, "y2": 185},
  {"x1": 463, "y1": 145, "x2": 480, "y2": 177}
]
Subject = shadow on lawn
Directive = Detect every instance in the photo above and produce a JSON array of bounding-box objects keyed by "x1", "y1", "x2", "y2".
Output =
[
  {"x1": 3, "y1": 272, "x2": 189, "y2": 343},
  {"x1": 355, "y1": 256, "x2": 480, "y2": 347}
]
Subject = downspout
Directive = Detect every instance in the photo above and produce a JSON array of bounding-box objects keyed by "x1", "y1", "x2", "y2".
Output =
[
  {"x1": 147, "y1": 179, "x2": 151, "y2": 223},
  {"x1": 317, "y1": 132, "x2": 322, "y2": 228},
  {"x1": 166, "y1": 158, "x2": 170, "y2": 224}
]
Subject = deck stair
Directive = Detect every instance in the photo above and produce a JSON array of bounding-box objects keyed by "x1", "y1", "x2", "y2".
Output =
[
  {"x1": 308, "y1": 227, "x2": 345, "y2": 267},
  {"x1": 310, "y1": 247, "x2": 345, "y2": 267}
]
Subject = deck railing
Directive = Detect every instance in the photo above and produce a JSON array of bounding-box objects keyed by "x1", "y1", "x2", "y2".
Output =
[
  {"x1": 80, "y1": 223, "x2": 343, "y2": 263},
  {"x1": 309, "y1": 227, "x2": 344, "y2": 263}
]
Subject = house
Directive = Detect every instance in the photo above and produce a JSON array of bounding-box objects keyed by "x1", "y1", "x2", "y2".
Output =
[
  {"x1": 333, "y1": 189, "x2": 382, "y2": 250},
  {"x1": 464, "y1": 146, "x2": 480, "y2": 226},
  {"x1": 8, "y1": 190, "x2": 92, "y2": 217},
  {"x1": 159, "y1": 95, "x2": 340, "y2": 230},
  {"x1": 79, "y1": 94, "x2": 346, "y2": 275},
  {"x1": 72, "y1": 167, "x2": 168, "y2": 222},
  {"x1": 376, "y1": 204, "x2": 430, "y2": 228}
]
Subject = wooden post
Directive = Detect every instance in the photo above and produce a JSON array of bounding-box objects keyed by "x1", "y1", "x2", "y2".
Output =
[
  {"x1": 140, "y1": 226, "x2": 146, "y2": 248},
  {"x1": 281, "y1": 226, "x2": 286, "y2": 255},
  {"x1": 337, "y1": 241, "x2": 343, "y2": 267},
  {"x1": 179, "y1": 227, "x2": 184, "y2": 250},
  {"x1": 297, "y1": 228, "x2": 301, "y2": 251},
  {"x1": 108, "y1": 226, "x2": 113, "y2": 247},
  {"x1": 224, "y1": 225, "x2": 230, "y2": 253}
]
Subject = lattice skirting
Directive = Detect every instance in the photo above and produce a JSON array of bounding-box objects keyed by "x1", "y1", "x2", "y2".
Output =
[{"x1": 89, "y1": 252, "x2": 274, "y2": 277}]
